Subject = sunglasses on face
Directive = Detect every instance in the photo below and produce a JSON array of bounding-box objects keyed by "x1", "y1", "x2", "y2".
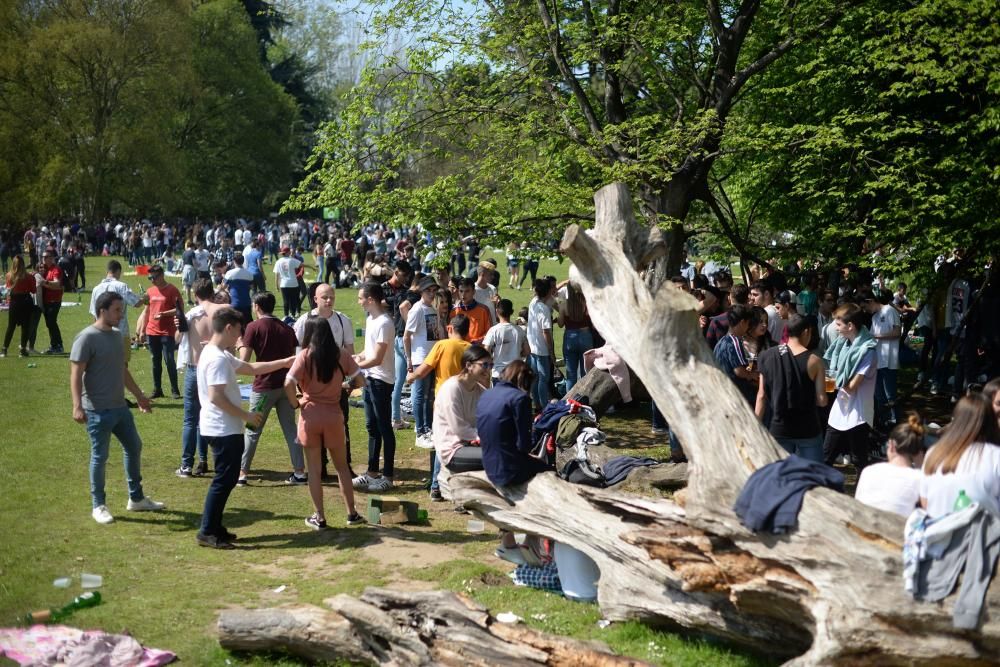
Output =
[{"x1": 473, "y1": 361, "x2": 494, "y2": 369}]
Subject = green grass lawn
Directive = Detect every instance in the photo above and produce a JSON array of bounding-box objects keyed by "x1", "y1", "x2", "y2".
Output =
[{"x1": 0, "y1": 252, "x2": 767, "y2": 666}]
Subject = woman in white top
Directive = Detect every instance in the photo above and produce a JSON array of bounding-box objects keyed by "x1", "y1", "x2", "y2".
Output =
[
  {"x1": 432, "y1": 346, "x2": 492, "y2": 478},
  {"x1": 919, "y1": 393, "x2": 1000, "y2": 518},
  {"x1": 855, "y1": 413, "x2": 926, "y2": 516}
]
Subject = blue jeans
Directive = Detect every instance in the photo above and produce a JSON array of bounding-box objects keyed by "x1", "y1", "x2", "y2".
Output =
[
  {"x1": 180, "y1": 367, "x2": 208, "y2": 468},
  {"x1": 364, "y1": 378, "x2": 396, "y2": 477},
  {"x1": 875, "y1": 368, "x2": 898, "y2": 427},
  {"x1": 932, "y1": 330, "x2": 952, "y2": 389},
  {"x1": 391, "y1": 336, "x2": 407, "y2": 422},
  {"x1": 411, "y1": 374, "x2": 433, "y2": 435},
  {"x1": 86, "y1": 407, "x2": 144, "y2": 508},
  {"x1": 528, "y1": 353, "x2": 551, "y2": 409},
  {"x1": 242, "y1": 387, "x2": 303, "y2": 472},
  {"x1": 562, "y1": 328, "x2": 594, "y2": 389},
  {"x1": 199, "y1": 433, "x2": 244, "y2": 537},
  {"x1": 430, "y1": 450, "x2": 441, "y2": 491},
  {"x1": 776, "y1": 435, "x2": 824, "y2": 463},
  {"x1": 147, "y1": 334, "x2": 179, "y2": 393}
]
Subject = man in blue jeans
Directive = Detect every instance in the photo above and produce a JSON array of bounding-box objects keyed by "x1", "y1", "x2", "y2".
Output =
[
  {"x1": 70, "y1": 292, "x2": 164, "y2": 525},
  {"x1": 196, "y1": 306, "x2": 295, "y2": 549}
]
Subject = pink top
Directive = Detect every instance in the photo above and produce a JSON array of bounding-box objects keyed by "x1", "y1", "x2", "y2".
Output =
[{"x1": 288, "y1": 349, "x2": 359, "y2": 405}]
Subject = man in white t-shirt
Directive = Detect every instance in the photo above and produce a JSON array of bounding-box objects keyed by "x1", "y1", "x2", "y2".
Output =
[
  {"x1": 822, "y1": 303, "x2": 877, "y2": 471},
  {"x1": 864, "y1": 292, "x2": 901, "y2": 428},
  {"x1": 273, "y1": 246, "x2": 302, "y2": 318},
  {"x1": 352, "y1": 282, "x2": 395, "y2": 492},
  {"x1": 483, "y1": 298, "x2": 528, "y2": 379},
  {"x1": 527, "y1": 279, "x2": 555, "y2": 411},
  {"x1": 403, "y1": 277, "x2": 443, "y2": 446},
  {"x1": 750, "y1": 281, "x2": 783, "y2": 344},
  {"x1": 195, "y1": 306, "x2": 294, "y2": 549},
  {"x1": 474, "y1": 263, "x2": 498, "y2": 325}
]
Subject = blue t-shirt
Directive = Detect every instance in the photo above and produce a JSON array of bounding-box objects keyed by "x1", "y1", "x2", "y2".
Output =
[
  {"x1": 224, "y1": 267, "x2": 253, "y2": 310},
  {"x1": 245, "y1": 248, "x2": 263, "y2": 276}
]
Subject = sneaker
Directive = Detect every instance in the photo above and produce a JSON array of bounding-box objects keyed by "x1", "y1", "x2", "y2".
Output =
[
  {"x1": 286, "y1": 472, "x2": 308, "y2": 485},
  {"x1": 92, "y1": 505, "x2": 114, "y2": 524},
  {"x1": 127, "y1": 497, "x2": 165, "y2": 511},
  {"x1": 367, "y1": 476, "x2": 393, "y2": 493},
  {"x1": 196, "y1": 532, "x2": 235, "y2": 550},
  {"x1": 430, "y1": 488, "x2": 444, "y2": 502},
  {"x1": 346, "y1": 511, "x2": 366, "y2": 526},
  {"x1": 150, "y1": 389, "x2": 165, "y2": 399},
  {"x1": 415, "y1": 433, "x2": 434, "y2": 449},
  {"x1": 193, "y1": 460, "x2": 209, "y2": 476},
  {"x1": 352, "y1": 473, "x2": 372, "y2": 491},
  {"x1": 19, "y1": 349, "x2": 28, "y2": 358},
  {"x1": 175, "y1": 466, "x2": 193, "y2": 478},
  {"x1": 43, "y1": 347, "x2": 59, "y2": 355},
  {"x1": 219, "y1": 527, "x2": 238, "y2": 542},
  {"x1": 170, "y1": 390, "x2": 182, "y2": 400},
  {"x1": 236, "y1": 477, "x2": 248, "y2": 486},
  {"x1": 0, "y1": 348, "x2": 6, "y2": 358},
  {"x1": 391, "y1": 419, "x2": 410, "y2": 430},
  {"x1": 305, "y1": 513, "x2": 328, "y2": 530}
]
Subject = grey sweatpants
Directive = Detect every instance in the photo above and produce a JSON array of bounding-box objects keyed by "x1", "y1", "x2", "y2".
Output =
[{"x1": 242, "y1": 387, "x2": 303, "y2": 472}]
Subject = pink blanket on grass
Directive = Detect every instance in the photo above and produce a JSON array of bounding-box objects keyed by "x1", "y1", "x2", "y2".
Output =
[{"x1": 0, "y1": 625, "x2": 175, "y2": 666}]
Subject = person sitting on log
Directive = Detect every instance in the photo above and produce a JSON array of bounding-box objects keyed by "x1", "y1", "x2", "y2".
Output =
[
  {"x1": 855, "y1": 413, "x2": 926, "y2": 517},
  {"x1": 919, "y1": 393, "x2": 1000, "y2": 518}
]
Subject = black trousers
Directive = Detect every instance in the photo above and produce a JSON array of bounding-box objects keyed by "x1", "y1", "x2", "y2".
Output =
[{"x1": 823, "y1": 423, "x2": 871, "y2": 471}]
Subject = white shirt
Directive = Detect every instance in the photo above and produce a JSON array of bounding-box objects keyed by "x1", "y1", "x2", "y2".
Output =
[
  {"x1": 363, "y1": 313, "x2": 395, "y2": 383},
  {"x1": 294, "y1": 309, "x2": 354, "y2": 349},
  {"x1": 404, "y1": 300, "x2": 440, "y2": 365},
  {"x1": 194, "y1": 249, "x2": 211, "y2": 272},
  {"x1": 483, "y1": 321, "x2": 526, "y2": 377},
  {"x1": 765, "y1": 304, "x2": 783, "y2": 344},
  {"x1": 273, "y1": 256, "x2": 301, "y2": 288},
  {"x1": 871, "y1": 304, "x2": 901, "y2": 369},
  {"x1": 89, "y1": 277, "x2": 141, "y2": 337},
  {"x1": 855, "y1": 463, "x2": 921, "y2": 516},
  {"x1": 197, "y1": 344, "x2": 244, "y2": 437},
  {"x1": 474, "y1": 283, "x2": 497, "y2": 324},
  {"x1": 921, "y1": 443, "x2": 1000, "y2": 519},
  {"x1": 828, "y1": 350, "x2": 876, "y2": 431},
  {"x1": 527, "y1": 298, "x2": 553, "y2": 356}
]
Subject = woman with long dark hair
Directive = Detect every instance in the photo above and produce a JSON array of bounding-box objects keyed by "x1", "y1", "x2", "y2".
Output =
[
  {"x1": 285, "y1": 315, "x2": 365, "y2": 529},
  {"x1": 920, "y1": 393, "x2": 1000, "y2": 518},
  {"x1": 2, "y1": 255, "x2": 36, "y2": 358}
]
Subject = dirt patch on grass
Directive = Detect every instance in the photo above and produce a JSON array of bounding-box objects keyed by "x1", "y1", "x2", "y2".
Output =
[{"x1": 361, "y1": 530, "x2": 461, "y2": 569}]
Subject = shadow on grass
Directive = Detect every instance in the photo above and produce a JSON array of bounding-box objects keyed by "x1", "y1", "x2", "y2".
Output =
[
  {"x1": 233, "y1": 522, "x2": 498, "y2": 552},
  {"x1": 115, "y1": 506, "x2": 302, "y2": 533}
]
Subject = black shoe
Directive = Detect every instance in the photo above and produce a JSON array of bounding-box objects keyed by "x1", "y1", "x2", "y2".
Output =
[
  {"x1": 194, "y1": 460, "x2": 209, "y2": 476},
  {"x1": 346, "y1": 512, "x2": 366, "y2": 526},
  {"x1": 430, "y1": 488, "x2": 444, "y2": 502},
  {"x1": 170, "y1": 389, "x2": 182, "y2": 400},
  {"x1": 219, "y1": 527, "x2": 238, "y2": 542},
  {"x1": 19, "y1": 349, "x2": 28, "y2": 358},
  {"x1": 286, "y1": 473, "x2": 308, "y2": 485},
  {"x1": 196, "y1": 532, "x2": 235, "y2": 550},
  {"x1": 150, "y1": 389, "x2": 164, "y2": 399}
]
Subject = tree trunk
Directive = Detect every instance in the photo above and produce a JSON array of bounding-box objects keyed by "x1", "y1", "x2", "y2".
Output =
[
  {"x1": 218, "y1": 588, "x2": 652, "y2": 666},
  {"x1": 450, "y1": 183, "x2": 1000, "y2": 665}
]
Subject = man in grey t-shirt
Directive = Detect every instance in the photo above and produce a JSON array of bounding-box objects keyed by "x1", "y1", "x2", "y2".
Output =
[{"x1": 70, "y1": 292, "x2": 164, "y2": 525}]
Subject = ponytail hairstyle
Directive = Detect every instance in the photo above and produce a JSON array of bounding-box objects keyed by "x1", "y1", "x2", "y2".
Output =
[
  {"x1": 301, "y1": 315, "x2": 340, "y2": 384},
  {"x1": 500, "y1": 359, "x2": 534, "y2": 392},
  {"x1": 889, "y1": 412, "x2": 926, "y2": 458},
  {"x1": 923, "y1": 394, "x2": 1000, "y2": 475}
]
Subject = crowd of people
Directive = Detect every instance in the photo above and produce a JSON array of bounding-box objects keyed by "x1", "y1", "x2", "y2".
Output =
[{"x1": 4, "y1": 216, "x2": 1000, "y2": 554}]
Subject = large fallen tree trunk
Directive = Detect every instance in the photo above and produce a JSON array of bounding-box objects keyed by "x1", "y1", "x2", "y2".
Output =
[
  {"x1": 451, "y1": 183, "x2": 1000, "y2": 665},
  {"x1": 218, "y1": 588, "x2": 650, "y2": 666}
]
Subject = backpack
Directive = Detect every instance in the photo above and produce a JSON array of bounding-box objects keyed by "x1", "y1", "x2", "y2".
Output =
[{"x1": 559, "y1": 458, "x2": 606, "y2": 487}]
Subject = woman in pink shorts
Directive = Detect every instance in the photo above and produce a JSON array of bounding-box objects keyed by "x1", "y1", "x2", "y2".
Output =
[{"x1": 285, "y1": 315, "x2": 365, "y2": 529}]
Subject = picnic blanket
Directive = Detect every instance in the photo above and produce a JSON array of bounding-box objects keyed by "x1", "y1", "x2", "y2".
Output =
[{"x1": 0, "y1": 625, "x2": 176, "y2": 666}]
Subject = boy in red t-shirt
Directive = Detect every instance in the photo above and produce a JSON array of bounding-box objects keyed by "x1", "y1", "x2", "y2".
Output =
[{"x1": 138, "y1": 265, "x2": 182, "y2": 398}]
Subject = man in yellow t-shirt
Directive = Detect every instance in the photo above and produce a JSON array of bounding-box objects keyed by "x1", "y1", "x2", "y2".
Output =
[{"x1": 405, "y1": 313, "x2": 471, "y2": 501}]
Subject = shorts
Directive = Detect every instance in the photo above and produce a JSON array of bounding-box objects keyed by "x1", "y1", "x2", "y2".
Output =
[
  {"x1": 297, "y1": 401, "x2": 346, "y2": 450},
  {"x1": 182, "y1": 265, "x2": 196, "y2": 287},
  {"x1": 507, "y1": 258, "x2": 519, "y2": 268}
]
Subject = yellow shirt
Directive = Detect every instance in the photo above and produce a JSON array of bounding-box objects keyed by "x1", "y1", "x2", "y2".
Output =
[{"x1": 422, "y1": 338, "x2": 471, "y2": 394}]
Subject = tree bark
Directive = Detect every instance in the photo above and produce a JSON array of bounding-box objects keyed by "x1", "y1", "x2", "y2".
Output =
[
  {"x1": 218, "y1": 588, "x2": 652, "y2": 666},
  {"x1": 450, "y1": 183, "x2": 1000, "y2": 664}
]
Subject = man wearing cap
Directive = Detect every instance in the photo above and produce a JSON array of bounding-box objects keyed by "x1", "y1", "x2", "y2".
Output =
[
  {"x1": 37, "y1": 249, "x2": 66, "y2": 354},
  {"x1": 273, "y1": 246, "x2": 302, "y2": 318},
  {"x1": 404, "y1": 277, "x2": 444, "y2": 447},
  {"x1": 474, "y1": 262, "x2": 498, "y2": 325},
  {"x1": 136, "y1": 265, "x2": 182, "y2": 399}
]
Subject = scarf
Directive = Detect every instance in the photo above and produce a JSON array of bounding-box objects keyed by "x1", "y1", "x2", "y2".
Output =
[{"x1": 823, "y1": 326, "x2": 876, "y2": 388}]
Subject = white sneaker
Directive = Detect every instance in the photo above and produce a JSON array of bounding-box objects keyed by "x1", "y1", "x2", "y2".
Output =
[
  {"x1": 367, "y1": 476, "x2": 393, "y2": 493},
  {"x1": 352, "y1": 473, "x2": 371, "y2": 491},
  {"x1": 127, "y1": 497, "x2": 165, "y2": 511},
  {"x1": 92, "y1": 505, "x2": 115, "y2": 524},
  {"x1": 415, "y1": 433, "x2": 434, "y2": 449}
]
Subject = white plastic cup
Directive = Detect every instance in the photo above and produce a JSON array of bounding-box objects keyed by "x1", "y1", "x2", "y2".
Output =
[
  {"x1": 52, "y1": 577, "x2": 71, "y2": 588},
  {"x1": 467, "y1": 519, "x2": 485, "y2": 533},
  {"x1": 80, "y1": 573, "x2": 103, "y2": 589}
]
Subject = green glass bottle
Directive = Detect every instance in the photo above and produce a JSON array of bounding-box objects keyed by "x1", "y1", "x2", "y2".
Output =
[
  {"x1": 246, "y1": 394, "x2": 268, "y2": 431},
  {"x1": 23, "y1": 591, "x2": 102, "y2": 624},
  {"x1": 953, "y1": 489, "x2": 972, "y2": 512}
]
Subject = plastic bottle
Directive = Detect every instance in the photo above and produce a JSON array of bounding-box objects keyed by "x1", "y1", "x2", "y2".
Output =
[
  {"x1": 953, "y1": 489, "x2": 972, "y2": 512},
  {"x1": 23, "y1": 591, "x2": 102, "y2": 624}
]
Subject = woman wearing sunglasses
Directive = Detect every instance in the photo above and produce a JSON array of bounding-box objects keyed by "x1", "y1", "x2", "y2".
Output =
[{"x1": 431, "y1": 345, "x2": 493, "y2": 490}]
